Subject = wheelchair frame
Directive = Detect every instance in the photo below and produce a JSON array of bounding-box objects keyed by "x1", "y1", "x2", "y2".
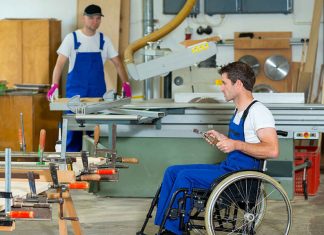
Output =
[{"x1": 137, "y1": 166, "x2": 292, "y2": 235}]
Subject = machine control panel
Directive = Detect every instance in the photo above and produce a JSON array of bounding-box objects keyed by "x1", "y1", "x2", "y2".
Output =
[{"x1": 294, "y1": 132, "x2": 319, "y2": 140}]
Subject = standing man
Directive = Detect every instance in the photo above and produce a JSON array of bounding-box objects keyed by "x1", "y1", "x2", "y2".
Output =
[
  {"x1": 154, "y1": 61, "x2": 279, "y2": 235},
  {"x1": 47, "y1": 4, "x2": 132, "y2": 151}
]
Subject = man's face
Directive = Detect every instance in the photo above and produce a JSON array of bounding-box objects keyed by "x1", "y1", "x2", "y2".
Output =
[
  {"x1": 220, "y1": 73, "x2": 238, "y2": 102},
  {"x1": 83, "y1": 15, "x2": 101, "y2": 32}
]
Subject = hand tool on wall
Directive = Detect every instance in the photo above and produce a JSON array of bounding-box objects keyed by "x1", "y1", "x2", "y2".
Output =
[
  {"x1": 19, "y1": 113, "x2": 26, "y2": 152},
  {"x1": 37, "y1": 129, "x2": 46, "y2": 165}
]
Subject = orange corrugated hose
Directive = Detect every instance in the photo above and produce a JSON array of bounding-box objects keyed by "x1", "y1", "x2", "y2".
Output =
[{"x1": 124, "y1": 0, "x2": 196, "y2": 64}]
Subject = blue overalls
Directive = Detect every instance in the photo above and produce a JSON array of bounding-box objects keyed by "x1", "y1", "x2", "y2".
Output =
[
  {"x1": 66, "y1": 31, "x2": 106, "y2": 152},
  {"x1": 155, "y1": 100, "x2": 260, "y2": 235}
]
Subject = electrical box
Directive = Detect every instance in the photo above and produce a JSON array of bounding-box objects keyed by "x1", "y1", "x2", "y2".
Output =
[
  {"x1": 163, "y1": 0, "x2": 200, "y2": 15},
  {"x1": 205, "y1": 0, "x2": 293, "y2": 15}
]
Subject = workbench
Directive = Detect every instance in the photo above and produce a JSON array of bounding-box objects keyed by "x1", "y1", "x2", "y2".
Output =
[
  {"x1": 0, "y1": 94, "x2": 61, "y2": 151},
  {"x1": 50, "y1": 99, "x2": 324, "y2": 198}
]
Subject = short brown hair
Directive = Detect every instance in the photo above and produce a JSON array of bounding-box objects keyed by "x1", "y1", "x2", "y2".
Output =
[{"x1": 218, "y1": 61, "x2": 255, "y2": 91}]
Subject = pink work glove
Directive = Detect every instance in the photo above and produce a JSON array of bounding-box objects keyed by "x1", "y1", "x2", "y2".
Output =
[
  {"x1": 47, "y1": 83, "x2": 59, "y2": 101},
  {"x1": 122, "y1": 82, "x2": 132, "y2": 98}
]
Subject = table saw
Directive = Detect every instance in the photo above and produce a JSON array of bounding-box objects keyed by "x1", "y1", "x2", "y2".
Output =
[{"x1": 50, "y1": 96, "x2": 324, "y2": 198}]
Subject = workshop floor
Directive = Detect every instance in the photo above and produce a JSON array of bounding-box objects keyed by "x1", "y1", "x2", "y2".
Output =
[{"x1": 4, "y1": 175, "x2": 324, "y2": 235}]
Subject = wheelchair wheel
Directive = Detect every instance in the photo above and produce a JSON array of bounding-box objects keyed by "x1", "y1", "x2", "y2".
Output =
[{"x1": 205, "y1": 171, "x2": 292, "y2": 235}]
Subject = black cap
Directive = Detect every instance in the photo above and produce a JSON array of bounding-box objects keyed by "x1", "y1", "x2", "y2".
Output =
[{"x1": 84, "y1": 4, "x2": 104, "y2": 17}]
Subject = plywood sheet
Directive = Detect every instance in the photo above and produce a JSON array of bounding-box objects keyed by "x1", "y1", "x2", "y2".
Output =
[
  {"x1": 23, "y1": 20, "x2": 61, "y2": 85},
  {"x1": 23, "y1": 20, "x2": 50, "y2": 84},
  {"x1": 0, "y1": 20, "x2": 23, "y2": 87},
  {"x1": 77, "y1": 0, "x2": 122, "y2": 92},
  {"x1": 0, "y1": 19, "x2": 61, "y2": 86}
]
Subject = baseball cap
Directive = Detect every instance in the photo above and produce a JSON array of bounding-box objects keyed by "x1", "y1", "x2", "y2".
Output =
[{"x1": 84, "y1": 4, "x2": 104, "y2": 17}]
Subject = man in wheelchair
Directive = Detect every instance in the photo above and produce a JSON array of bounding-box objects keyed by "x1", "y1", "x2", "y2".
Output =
[{"x1": 140, "y1": 61, "x2": 280, "y2": 235}]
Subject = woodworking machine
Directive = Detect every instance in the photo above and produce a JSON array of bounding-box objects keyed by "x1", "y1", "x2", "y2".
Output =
[{"x1": 50, "y1": 96, "x2": 324, "y2": 198}]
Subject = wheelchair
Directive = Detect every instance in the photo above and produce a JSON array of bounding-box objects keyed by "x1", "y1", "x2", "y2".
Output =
[{"x1": 137, "y1": 133, "x2": 292, "y2": 235}]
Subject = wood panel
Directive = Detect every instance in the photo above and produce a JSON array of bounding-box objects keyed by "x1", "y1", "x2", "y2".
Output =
[
  {"x1": 0, "y1": 95, "x2": 33, "y2": 150},
  {"x1": 0, "y1": 20, "x2": 22, "y2": 87},
  {"x1": 23, "y1": 20, "x2": 50, "y2": 84},
  {"x1": 50, "y1": 20, "x2": 62, "y2": 82},
  {"x1": 234, "y1": 32, "x2": 292, "y2": 92},
  {"x1": 77, "y1": 0, "x2": 122, "y2": 91},
  {"x1": 0, "y1": 19, "x2": 61, "y2": 86},
  {"x1": 0, "y1": 169, "x2": 75, "y2": 183},
  {"x1": 118, "y1": 0, "x2": 130, "y2": 93},
  {"x1": 23, "y1": 20, "x2": 61, "y2": 85},
  {"x1": 0, "y1": 94, "x2": 61, "y2": 152},
  {"x1": 297, "y1": 0, "x2": 323, "y2": 98}
]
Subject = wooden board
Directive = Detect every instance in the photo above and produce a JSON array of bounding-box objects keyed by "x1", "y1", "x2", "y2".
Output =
[
  {"x1": 77, "y1": 0, "x2": 122, "y2": 92},
  {"x1": 117, "y1": 0, "x2": 130, "y2": 93},
  {"x1": 22, "y1": 20, "x2": 61, "y2": 85},
  {"x1": 234, "y1": 32, "x2": 292, "y2": 92},
  {"x1": 0, "y1": 169, "x2": 75, "y2": 183},
  {"x1": 291, "y1": 62, "x2": 301, "y2": 92},
  {"x1": 297, "y1": 0, "x2": 323, "y2": 96},
  {"x1": 0, "y1": 20, "x2": 23, "y2": 87},
  {"x1": 54, "y1": 97, "x2": 103, "y2": 103},
  {"x1": 0, "y1": 19, "x2": 61, "y2": 86}
]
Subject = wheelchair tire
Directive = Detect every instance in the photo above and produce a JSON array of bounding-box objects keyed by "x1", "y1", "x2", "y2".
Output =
[{"x1": 205, "y1": 171, "x2": 292, "y2": 235}]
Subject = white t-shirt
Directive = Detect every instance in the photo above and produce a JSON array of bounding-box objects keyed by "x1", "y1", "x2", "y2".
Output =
[
  {"x1": 232, "y1": 101, "x2": 276, "y2": 144},
  {"x1": 57, "y1": 30, "x2": 118, "y2": 73}
]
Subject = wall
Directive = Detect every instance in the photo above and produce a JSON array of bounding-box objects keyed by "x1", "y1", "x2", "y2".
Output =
[
  {"x1": 0, "y1": 0, "x2": 323, "y2": 97},
  {"x1": 0, "y1": 0, "x2": 77, "y2": 37},
  {"x1": 130, "y1": 0, "x2": 323, "y2": 97}
]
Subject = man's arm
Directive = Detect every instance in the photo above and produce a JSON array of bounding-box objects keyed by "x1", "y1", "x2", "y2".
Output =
[
  {"x1": 110, "y1": 56, "x2": 129, "y2": 83},
  {"x1": 52, "y1": 54, "x2": 68, "y2": 85},
  {"x1": 216, "y1": 127, "x2": 279, "y2": 159},
  {"x1": 47, "y1": 54, "x2": 68, "y2": 101}
]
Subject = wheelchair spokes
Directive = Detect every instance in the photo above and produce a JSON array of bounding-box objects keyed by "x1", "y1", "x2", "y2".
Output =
[
  {"x1": 206, "y1": 172, "x2": 291, "y2": 235},
  {"x1": 137, "y1": 171, "x2": 291, "y2": 235}
]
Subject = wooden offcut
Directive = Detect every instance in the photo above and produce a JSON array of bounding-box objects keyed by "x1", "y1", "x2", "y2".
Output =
[
  {"x1": 0, "y1": 222, "x2": 15, "y2": 232},
  {"x1": 180, "y1": 36, "x2": 221, "y2": 47},
  {"x1": 0, "y1": 169, "x2": 76, "y2": 183}
]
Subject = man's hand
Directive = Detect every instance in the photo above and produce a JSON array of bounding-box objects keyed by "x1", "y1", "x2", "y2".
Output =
[
  {"x1": 47, "y1": 83, "x2": 59, "y2": 101},
  {"x1": 122, "y1": 82, "x2": 132, "y2": 97},
  {"x1": 205, "y1": 130, "x2": 228, "y2": 145},
  {"x1": 206, "y1": 130, "x2": 237, "y2": 153},
  {"x1": 216, "y1": 139, "x2": 237, "y2": 153}
]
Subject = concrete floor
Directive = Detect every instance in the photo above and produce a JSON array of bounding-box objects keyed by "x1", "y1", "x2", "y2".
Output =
[{"x1": 2, "y1": 175, "x2": 324, "y2": 235}]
